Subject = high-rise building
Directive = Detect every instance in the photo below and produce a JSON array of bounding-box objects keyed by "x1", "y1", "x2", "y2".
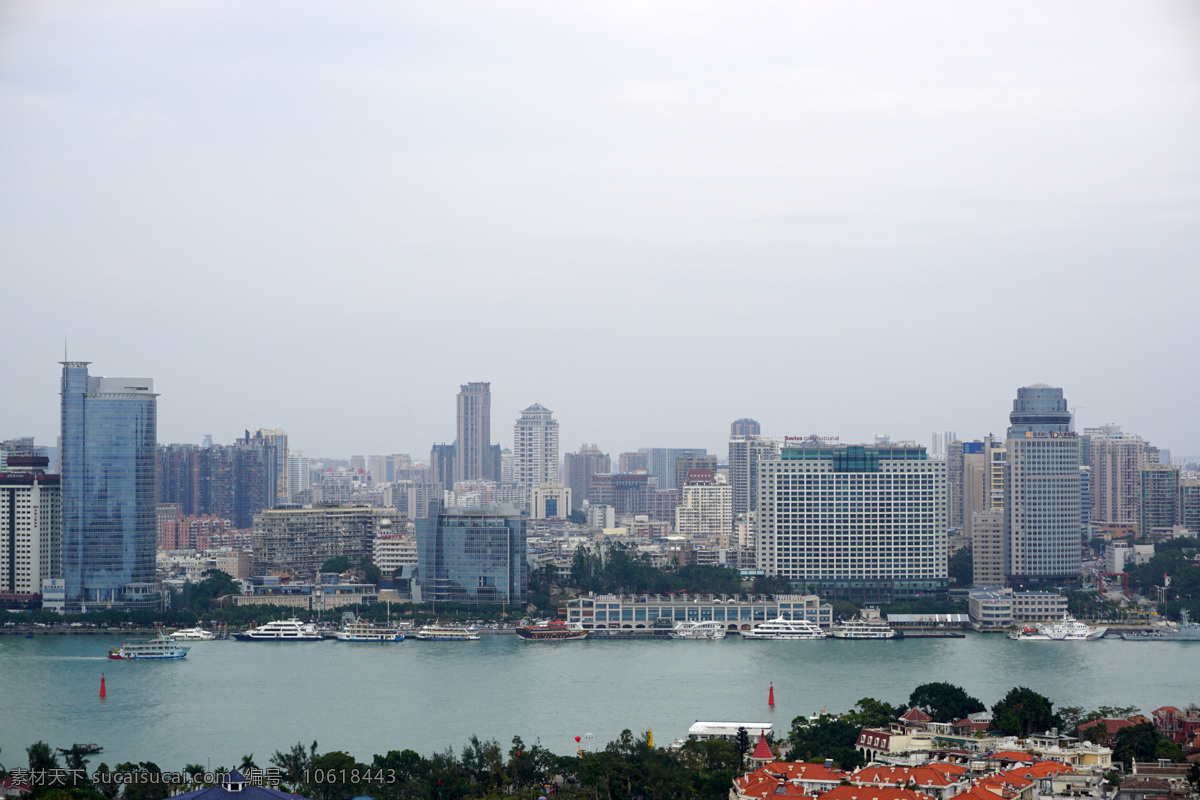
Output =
[
  {"x1": 728, "y1": 435, "x2": 778, "y2": 516},
  {"x1": 513, "y1": 404, "x2": 559, "y2": 490},
  {"x1": 0, "y1": 452, "x2": 61, "y2": 599},
  {"x1": 530, "y1": 483, "x2": 571, "y2": 519},
  {"x1": 731, "y1": 418, "x2": 761, "y2": 437},
  {"x1": 562, "y1": 444, "x2": 611, "y2": 513},
  {"x1": 674, "y1": 470, "x2": 733, "y2": 544},
  {"x1": 1140, "y1": 464, "x2": 1182, "y2": 536},
  {"x1": 589, "y1": 473, "x2": 677, "y2": 520},
  {"x1": 971, "y1": 509, "x2": 1005, "y2": 587},
  {"x1": 618, "y1": 452, "x2": 648, "y2": 474},
  {"x1": 499, "y1": 448, "x2": 514, "y2": 485},
  {"x1": 287, "y1": 450, "x2": 311, "y2": 501},
  {"x1": 416, "y1": 504, "x2": 527, "y2": 604},
  {"x1": 1086, "y1": 425, "x2": 1149, "y2": 526},
  {"x1": 1181, "y1": 478, "x2": 1200, "y2": 535},
  {"x1": 252, "y1": 506, "x2": 395, "y2": 578},
  {"x1": 157, "y1": 438, "x2": 277, "y2": 528},
  {"x1": 756, "y1": 442, "x2": 948, "y2": 603},
  {"x1": 429, "y1": 444, "x2": 456, "y2": 493},
  {"x1": 673, "y1": 454, "x2": 719, "y2": 496},
  {"x1": 60, "y1": 362, "x2": 159, "y2": 610},
  {"x1": 1004, "y1": 384, "x2": 1081, "y2": 588},
  {"x1": 254, "y1": 428, "x2": 289, "y2": 501},
  {"x1": 455, "y1": 382, "x2": 492, "y2": 482},
  {"x1": 638, "y1": 448, "x2": 707, "y2": 491},
  {"x1": 947, "y1": 440, "x2": 987, "y2": 533},
  {"x1": 931, "y1": 431, "x2": 957, "y2": 460}
]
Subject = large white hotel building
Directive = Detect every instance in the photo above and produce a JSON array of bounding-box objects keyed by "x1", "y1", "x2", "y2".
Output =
[{"x1": 756, "y1": 443, "x2": 948, "y2": 604}]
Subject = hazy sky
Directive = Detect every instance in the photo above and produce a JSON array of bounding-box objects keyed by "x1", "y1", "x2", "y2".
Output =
[{"x1": 3, "y1": 2, "x2": 1198, "y2": 461}]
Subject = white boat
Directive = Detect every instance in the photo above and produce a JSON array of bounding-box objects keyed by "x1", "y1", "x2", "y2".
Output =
[
  {"x1": 1008, "y1": 614, "x2": 1105, "y2": 641},
  {"x1": 232, "y1": 618, "x2": 324, "y2": 641},
  {"x1": 670, "y1": 621, "x2": 727, "y2": 640},
  {"x1": 740, "y1": 617, "x2": 827, "y2": 640},
  {"x1": 169, "y1": 627, "x2": 216, "y2": 641},
  {"x1": 414, "y1": 623, "x2": 480, "y2": 641},
  {"x1": 830, "y1": 617, "x2": 897, "y2": 639},
  {"x1": 336, "y1": 618, "x2": 404, "y2": 642},
  {"x1": 109, "y1": 633, "x2": 189, "y2": 660}
]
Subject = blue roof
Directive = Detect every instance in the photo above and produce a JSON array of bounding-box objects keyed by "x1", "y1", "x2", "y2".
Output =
[{"x1": 172, "y1": 783, "x2": 308, "y2": 800}]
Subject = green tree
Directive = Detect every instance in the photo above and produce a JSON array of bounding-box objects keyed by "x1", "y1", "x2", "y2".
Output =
[
  {"x1": 569, "y1": 509, "x2": 587, "y2": 524},
  {"x1": 845, "y1": 697, "x2": 902, "y2": 728},
  {"x1": 908, "y1": 682, "x2": 985, "y2": 723},
  {"x1": 271, "y1": 741, "x2": 317, "y2": 787},
  {"x1": 786, "y1": 716, "x2": 865, "y2": 770},
  {"x1": 1112, "y1": 723, "x2": 1169, "y2": 765},
  {"x1": 948, "y1": 548, "x2": 973, "y2": 586},
  {"x1": 320, "y1": 556, "x2": 352, "y2": 574},
  {"x1": 991, "y1": 687, "x2": 1062, "y2": 738},
  {"x1": 111, "y1": 762, "x2": 169, "y2": 800}
]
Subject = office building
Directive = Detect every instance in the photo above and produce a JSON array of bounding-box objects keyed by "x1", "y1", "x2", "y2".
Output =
[
  {"x1": 513, "y1": 404, "x2": 559, "y2": 490},
  {"x1": 675, "y1": 470, "x2": 734, "y2": 544},
  {"x1": 416, "y1": 504, "x2": 527, "y2": 604},
  {"x1": 1087, "y1": 426, "x2": 1149, "y2": 526},
  {"x1": 252, "y1": 505, "x2": 395, "y2": 578},
  {"x1": 429, "y1": 443, "x2": 456, "y2": 492},
  {"x1": 455, "y1": 382, "x2": 493, "y2": 482},
  {"x1": 0, "y1": 453, "x2": 61, "y2": 600},
  {"x1": 60, "y1": 362, "x2": 159, "y2": 610},
  {"x1": 638, "y1": 447, "x2": 707, "y2": 491},
  {"x1": 756, "y1": 442, "x2": 948, "y2": 603},
  {"x1": 530, "y1": 483, "x2": 571, "y2": 519},
  {"x1": 1140, "y1": 464, "x2": 1181, "y2": 536},
  {"x1": 1004, "y1": 384, "x2": 1081, "y2": 587},
  {"x1": 562, "y1": 444, "x2": 611, "y2": 513},
  {"x1": 729, "y1": 435, "x2": 779, "y2": 516}
]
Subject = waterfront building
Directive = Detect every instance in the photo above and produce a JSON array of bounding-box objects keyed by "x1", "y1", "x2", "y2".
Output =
[
  {"x1": 415, "y1": 504, "x2": 527, "y2": 604},
  {"x1": 729, "y1": 435, "x2": 779, "y2": 516},
  {"x1": 562, "y1": 444, "x2": 611, "y2": 513},
  {"x1": 60, "y1": 362, "x2": 160, "y2": 610},
  {"x1": 566, "y1": 592, "x2": 831, "y2": 631},
  {"x1": 675, "y1": 470, "x2": 733, "y2": 544},
  {"x1": 756, "y1": 442, "x2": 948, "y2": 603},
  {"x1": 372, "y1": 532, "x2": 418, "y2": 577},
  {"x1": 730, "y1": 418, "x2": 762, "y2": 437},
  {"x1": 0, "y1": 453, "x2": 61, "y2": 601},
  {"x1": 455, "y1": 382, "x2": 493, "y2": 482},
  {"x1": 251, "y1": 505, "x2": 395, "y2": 578},
  {"x1": 1086, "y1": 425, "x2": 1149, "y2": 526},
  {"x1": 967, "y1": 587, "x2": 1068, "y2": 629},
  {"x1": 1140, "y1": 463, "x2": 1181, "y2": 537},
  {"x1": 513, "y1": 404, "x2": 559, "y2": 490},
  {"x1": 231, "y1": 575, "x2": 378, "y2": 611},
  {"x1": 971, "y1": 510, "x2": 1005, "y2": 588},
  {"x1": 530, "y1": 483, "x2": 571, "y2": 519},
  {"x1": 638, "y1": 447, "x2": 707, "y2": 491},
  {"x1": 1004, "y1": 385, "x2": 1081, "y2": 588}
]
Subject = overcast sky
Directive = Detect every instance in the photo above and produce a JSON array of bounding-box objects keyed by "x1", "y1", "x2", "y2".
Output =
[{"x1": 2, "y1": 1, "x2": 1198, "y2": 461}]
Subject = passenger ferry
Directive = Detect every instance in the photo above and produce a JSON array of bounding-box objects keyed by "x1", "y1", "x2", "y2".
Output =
[
  {"x1": 829, "y1": 617, "x2": 896, "y2": 639},
  {"x1": 169, "y1": 627, "x2": 216, "y2": 641},
  {"x1": 515, "y1": 619, "x2": 588, "y2": 640},
  {"x1": 335, "y1": 618, "x2": 405, "y2": 642},
  {"x1": 740, "y1": 617, "x2": 827, "y2": 640},
  {"x1": 414, "y1": 623, "x2": 480, "y2": 641},
  {"x1": 669, "y1": 621, "x2": 727, "y2": 640},
  {"x1": 109, "y1": 633, "x2": 189, "y2": 660},
  {"x1": 1008, "y1": 614, "x2": 1106, "y2": 641},
  {"x1": 232, "y1": 618, "x2": 324, "y2": 641}
]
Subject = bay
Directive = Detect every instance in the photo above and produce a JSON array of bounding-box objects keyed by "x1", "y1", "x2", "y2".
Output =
[{"x1": 0, "y1": 633, "x2": 1194, "y2": 771}]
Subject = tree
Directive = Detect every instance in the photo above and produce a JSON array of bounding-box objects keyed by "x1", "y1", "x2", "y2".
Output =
[
  {"x1": 845, "y1": 697, "x2": 902, "y2": 728},
  {"x1": 111, "y1": 762, "x2": 170, "y2": 800},
  {"x1": 320, "y1": 556, "x2": 351, "y2": 574},
  {"x1": 569, "y1": 509, "x2": 587, "y2": 524},
  {"x1": 991, "y1": 687, "x2": 1061, "y2": 738},
  {"x1": 948, "y1": 548, "x2": 973, "y2": 586},
  {"x1": 786, "y1": 715, "x2": 865, "y2": 770},
  {"x1": 908, "y1": 682, "x2": 985, "y2": 723},
  {"x1": 734, "y1": 726, "x2": 751, "y2": 771},
  {"x1": 271, "y1": 741, "x2": 318, "y2": 787}
]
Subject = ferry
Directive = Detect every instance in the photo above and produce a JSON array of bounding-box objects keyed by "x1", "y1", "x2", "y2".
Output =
[
  {"x1": 1008, "y1": 614, "x2": 1106, "y2": 641},
  {"x1": 336, "y1": 618, "x2": 405, "y2": 642},
  {"x1": 232, "y1": 618, "x2": 324, "y2": 641},
  {"x1": 414, "y1": 623, "x2": 480, "y2": 641},
  {"x1": 740, "y1": 617, "x2": 827, "y2": 640},
  {"x1": 1121, "y1": 610, "x2": 1200, "y2": 642},
  {"x1": 109, "y1": 633, "x2": 189, "y2": 660},
  {"x1": 669, "y1": 621, "x2": 727, "y2": 640},
  {"x1": 515, "y1": 619, "x2": 588, "y2": 641},
  {"x1": 169, "y1": 627, "x2": 216, "y2": 641},
  {"x1": 829, "y1": 617, "x2": 896, "y2": 639}
]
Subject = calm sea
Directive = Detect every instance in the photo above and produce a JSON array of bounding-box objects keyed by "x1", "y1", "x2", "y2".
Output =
[{"x1": 0, "y1": 633, "x2": 1193, "y2": 771}]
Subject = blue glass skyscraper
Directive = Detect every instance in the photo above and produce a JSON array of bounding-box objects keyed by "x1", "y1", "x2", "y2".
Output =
[
  {"x1": 416, "y1": 504, "x2": 527, "y2": 604},
  {"x1": 60, "y1": 362, "x2": 159, "y2": 610}
]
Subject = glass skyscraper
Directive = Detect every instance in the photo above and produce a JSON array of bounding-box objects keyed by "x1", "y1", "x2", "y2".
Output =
[
  {"x1": 416, "y1": 504, "x2": 527, "y2": 604},
  {"x1": 60, "y1": 362, "x2": 160, "y2": 610}
]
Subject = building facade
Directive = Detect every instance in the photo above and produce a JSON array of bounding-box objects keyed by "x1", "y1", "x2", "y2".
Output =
[
  {"x1": 415, "y1": 505, "x2": 527, "y2": 604},
  {"x1": 252, "y1": 506, "x2": 395, "y2": 578},
  {"x1": 1004, "y1": 385, "x2": 1081, "y2": 587},
  {"x1": 1087, "y1": 426, "x2": 1149, "y2": 526},
  {"x1": 729, "y1": 435, "x2": 779, "y2": 516},
  {"x1": 530, "y1": 483, "x2": 572, "y2": 519},
  {"x1": 562, "y1": 444, "x2": 611, "y2": 513},
  {"x1": 0, "y1": 455, "x2": 61, "y2": 601},
  {"x1": 675, "y1": 470, "x2": 733, "y2": 544},
  {"x1": 638, "y1": 447, "x2": 707, "y2": 491},
  {"x1": 60, "y1": 362, "x2": 159, "y2": 610},
  {"x1": 756, "y1": 443, "x2": 948, "y2": 603},
  {"x1": 512, "y1": 404, "x2": 559, "y2": 490},
  {"x1": 1140, "y1": 464, "x2": 1181, "y2": 536},
  {"x1": 455, "y1": 382, "x2": 493, "y2": 482},
  {"x1": 566, "y1": 593, "x2": 832, "y2": 631},
  {"x1": 730, "y1": 418, "x2": 762, "y2": 437}
]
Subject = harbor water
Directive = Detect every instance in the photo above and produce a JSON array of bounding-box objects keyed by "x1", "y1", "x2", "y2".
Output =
[{"x1": 0, "y1": 633, "x2": 1194, "y2": 770}]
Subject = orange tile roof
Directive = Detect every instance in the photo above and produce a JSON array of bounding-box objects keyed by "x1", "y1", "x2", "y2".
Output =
[
  {"x1": 752, "y1": 732, "x2": 775, "y2": 760},
  {"x1": 819, "y1": 787, "x2": 936, "y2": 800},
  {"x1": 1001, "y1": 762, "x2": 1074, "y2": 780},
  {"x1": 851, "y1": 765, "x2": 967, "y2": 788},
  {"x1": 734, "y1": 762, "x2": 849, "y2": 799}
]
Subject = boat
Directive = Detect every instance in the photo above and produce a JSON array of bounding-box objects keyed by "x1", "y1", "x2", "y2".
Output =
[
  {"x1": 169, "y1": 627, "x2": 216, "y2": 641},
  {"x1": 56, "y1": 744, "x2": 103, "y2": 755},
  {"x1": 232, "y1": 618, "x2": 324, "y2": 641},
  {"x1": 515, "y1": 619, "x2": 588, "y2": 640},
  {"x1": 830, "y1": 617, "x2": 897, "y2": 639},
  {"x1": 740, "y1": 617, "x2": 827, "y2": 640},
  {"x1": 108, "y1": 633, "x2": 189, "y2": 660},
  {"x1": 1121, "y1": 610, "x2": 1200, "y2": 641},
  {"x1": 1008, "y1": 614, "x2": 1106, "y2": 641},
  {"x1": 413, "y1": 623, "x2": 480, "y2": 641},
  {"x1": 669, "y1": 621, "x2": 727, "y2": 640},
  {"x1": 336, "y1": 618, "x2": 405, "y2": 642}
]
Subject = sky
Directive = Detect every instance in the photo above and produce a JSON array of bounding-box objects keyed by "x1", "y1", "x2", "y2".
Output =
[{"x1": 2, "y1": 1, "x2": 1198, "y2": 461}]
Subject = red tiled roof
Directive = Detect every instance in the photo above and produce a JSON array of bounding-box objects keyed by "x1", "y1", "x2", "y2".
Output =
[
  {"x1": 818, "y1": 786, "x2": 936, "y2": 800},
  {"x1": 850, "y1": 765, "x2": 965, "y2": 788},
  {"x1": 949, "y1": 786, "x2": 1014, "y2": 800},
  {"x1": 752, "y1": 731, "x2": 775, "y2": 760},
  {"x1": 734, "y1": 762, "x2": 849, "y2": 800},
  {"x1": 900, "y1": 708, "x2": 934, "y2": 723},
  {"x1": 1002, "y1": 761, "x2": 1075, "y2": 780}
]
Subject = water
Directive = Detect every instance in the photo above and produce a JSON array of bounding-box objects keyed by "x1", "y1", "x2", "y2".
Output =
[{"x1": 1, "y1": 633, "x2": 1195, "y2": 770}]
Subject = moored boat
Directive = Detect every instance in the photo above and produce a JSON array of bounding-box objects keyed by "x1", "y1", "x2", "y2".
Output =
[
  {"x1": 1008, "y1": 614, "x2": 1105, "y2": 641},
  {"x1": 414, "y1": 623, "x2": 480, "y2": 641},
  {"x1": 1121, "y1": 610, "x2": 1200, "y2": 641},
  {"x1": 232, "y1": 618, "x2": 324, "y2": 641},
  {"x1": 515, "y1": 619, "x2": 588, "y2": 641},
  {"x1": 830, "y1": 617, "x2": 896, "y2": 639},
  {"x1": 336, "y1": 618, "x2": 404, "y2": 642},
  {"x1": 169, "y1": 627, "x2": 216, "y2": 641},
  {"x1": 669, "y1": 621, "x2": 727, "y2": 640},
  {"x1": 740, "y1": 617, "x2": 827, "y2": 640},
  {"x1": 109, "y1": 633, "x2": 189, "y2": 660}
]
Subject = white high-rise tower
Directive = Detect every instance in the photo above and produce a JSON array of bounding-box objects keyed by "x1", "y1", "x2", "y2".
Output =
[{"x1": 513, "y1": 404, "x2": 559, "y2": 490}]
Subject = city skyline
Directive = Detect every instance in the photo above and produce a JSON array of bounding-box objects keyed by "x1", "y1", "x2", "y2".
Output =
[{"x1": 2, "y1": 3, "x2": 1198, "y2": 458}]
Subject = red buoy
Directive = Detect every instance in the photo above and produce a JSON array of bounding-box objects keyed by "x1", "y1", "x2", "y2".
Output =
[
  {"x1": 100, "y1": 673, "x2": 107, "y2": 698},
  {"x1": 768, "y1": 682, "x2": 774, "y2": 707}
]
